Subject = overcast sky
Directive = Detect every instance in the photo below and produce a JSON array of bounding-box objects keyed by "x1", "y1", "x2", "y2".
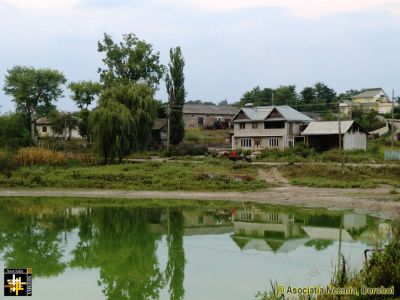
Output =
[{"x1": 0, "y1": 0, "x2": 399, "y2": 113}]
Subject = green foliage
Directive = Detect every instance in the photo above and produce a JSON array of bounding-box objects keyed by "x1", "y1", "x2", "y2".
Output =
[
  {"x1": 3, "y1": 66, "x2": 66, "y2": 139},
  {"x1": 166, "y1": 46, "x2": 186, "y2": 146},
  {"x1": 89, "y1": 99, "x2": 133, "y2": 164},
  {"x1": 0, "y1": 160, "x2": 267, "y2": 191},
  {"x1": 274, "y1": 85, "x2": 297, "y2": 105},
  {"x1": 314, "y1": 82, "x2": 337, "y2": 102},
  {"x1": 68, "y1": 80, "x2": 102, "y2": 109},
  {"x1": 281, "y1": 164, "x2": 400, "y2": 188},
  {"x1": 352, "y1": 109, "x2": 385, "y2": 131},
  {"x1": 259, "y1": 143, "x2": 315, "y2": 162},
  {"x1": 100, "y1": 83, "x2": 157, "y2": 152},
  {"x1": 48, "y1": 110, "x2": 79, "y2": 139},
  {"x1": 0, "y1": 113, "x2": 31, "y2": 148},
  {"x1": 330, "y1": 223, "x2": 400, "y2": 299},
  {"x1": 238, "y1": 86, "x2": 274, "y2": 106},
  {"x1": 97, "y1": 33, "x2": 164, "y2": 88},
  {"x1": 77, "y1": 108, "x2": 90, "y2": 141},
  {"x1": 300, "y1": 86, "x2": 316, "y2": 103}
]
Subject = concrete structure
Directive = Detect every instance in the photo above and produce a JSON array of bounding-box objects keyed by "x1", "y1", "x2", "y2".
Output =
[
  {"x1": 302, "y1": 120, "x2": 367, "y2": 151},
  {"x1": 183, "y1": 104, "x2": 239, "y2": 128},
  {"x1": 231, "y1": 105, "x2": 312, "y2": 151}
]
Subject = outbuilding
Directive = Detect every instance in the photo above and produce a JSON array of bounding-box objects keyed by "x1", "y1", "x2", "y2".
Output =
[{"x1": 301, "y1": 120, "x2": 367, "y2": 151}]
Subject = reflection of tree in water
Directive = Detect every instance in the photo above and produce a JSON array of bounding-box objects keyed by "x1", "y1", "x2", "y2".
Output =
[
  {"x1": 166, "y1": 210, "x2": 185, "y2": 300},
  {"x1": 0, "y1": 206, "x2": 69, "y2": 277},
  {"x1": 304, "y1": 239, "x2": 334, "y2": 251},
  {"x1": 70, "y1": 207, "x2": 164, "y2": 300}
]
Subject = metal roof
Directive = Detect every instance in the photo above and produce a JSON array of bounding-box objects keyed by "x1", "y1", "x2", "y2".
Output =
[
  {"x1": 183, "y1": 104, "x2": 239, "y2": 115},
  {"x1": 351, "y1": 88, "x2": 388, "y2": 99},
  {"x1": 233, "y1": 105, "x2": 313, "y2": 122},
  {"x1": 301, "y1": 121, "x2": 355, "y2": 135}
]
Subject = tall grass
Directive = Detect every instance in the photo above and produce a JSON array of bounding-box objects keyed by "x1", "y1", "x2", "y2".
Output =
[{"x1": 12, "y1": 147, "x2": 67, "y2": 166}]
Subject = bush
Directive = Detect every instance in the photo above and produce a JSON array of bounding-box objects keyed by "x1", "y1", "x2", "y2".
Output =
[
  {"x1": 12, "y1": 147, "x2": 66, "y2": 166},
  {"x1": 164, "y1": 144, "x2": 208, "y2": 157},
  {"x1": 0, "y1": 148, "x2": 14, "y2": 175}
]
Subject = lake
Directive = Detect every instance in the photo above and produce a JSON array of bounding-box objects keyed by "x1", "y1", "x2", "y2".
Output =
[{"x1": 0, "y1": 197, "x2": 393, "y2": 300}]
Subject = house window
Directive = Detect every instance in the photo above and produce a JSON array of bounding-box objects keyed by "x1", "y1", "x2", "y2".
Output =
[
  {"x1": 198, "y1": 117, "x2": 204, "y2": 125},
  {"x1": 269, "y1": 212, "x2": 279, "y2": 223},
  {"x1": 42, "y1": 126, "x2": 47, "y2": 133},
  {"x1": 252, "y1": 122, "x2": 258, "y2": 129},
  {"x1": 255, "y1": 139, "x2": 261, "y2": 148},
  {"x1": 197, "y1": 215, "x2": 204, "y2": 224},
  {"x1": 239, "y1": 123, "x2": 246, "y2": 129},
  {"x1": 191, "y1": 113, "x2": 195, "y2": 117},
  {"x1": 269, "y1": 138, "x2": 279, "y2": 148},
  {"x1": 206, "y1": 114, "x2": 210, "y2": 117},
  {"x1": 289, "y1": 123, "x2": 293, "y2": 135},
  {"x1": 241, "y1": 138, "x2": 252, "y2": 148},
  {"x1": 264, "y1": 121, "x2": 285, "y2": 129}
]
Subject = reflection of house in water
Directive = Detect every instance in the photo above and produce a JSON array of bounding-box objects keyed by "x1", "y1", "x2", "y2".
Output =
[
  {"x1": 150, "y1": 209, "x2": 234, "y2": 236},
  {"x1": 231, "y1": 208, "x2": 371, "y2": 253}
]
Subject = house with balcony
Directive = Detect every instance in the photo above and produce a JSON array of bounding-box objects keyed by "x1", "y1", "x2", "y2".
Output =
[{"x1": 231, "y1": 104, "x2": 312, "y2": 151}]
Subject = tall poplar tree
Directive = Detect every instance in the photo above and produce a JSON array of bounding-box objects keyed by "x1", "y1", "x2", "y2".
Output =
[{"x1": 166, "y1": 47, "x2": 186, "y2": 146}]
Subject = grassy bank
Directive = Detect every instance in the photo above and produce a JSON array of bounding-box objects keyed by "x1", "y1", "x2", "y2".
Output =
[
  {"x1": 280, "y1": 164, "x2": 400, "y2": 188},
  {"x1": 0, "y1": 159, "x2": 267, "y2": 191},
  {"x1": 257, "y1": 139, "x2": 400, "y2": 164}
]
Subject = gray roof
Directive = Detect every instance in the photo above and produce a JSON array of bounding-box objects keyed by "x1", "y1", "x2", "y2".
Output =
[
  {"x1": 351, "y1": 88, "x2": 388, "y2": 99},
  {"x1": 233, "y1": 105, "x2": 313, "y2": 122},
  {"x1": 36, "y1": 117, "x2": 51, "y2": 125},
  {"x1": 183, "y1": 104, "x2": 239, "y2": 115},
  {"x1": 302, "y1": 121, "x2": 355, "y2": 135}
]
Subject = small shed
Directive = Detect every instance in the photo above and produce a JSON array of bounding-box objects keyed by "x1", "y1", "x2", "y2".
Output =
[
  {"x1": 302, "y1": 120, "x2": 367, "y2": 151},
  {"x1": 151, "y1": 118, "x2": 168, "y2": 148}
]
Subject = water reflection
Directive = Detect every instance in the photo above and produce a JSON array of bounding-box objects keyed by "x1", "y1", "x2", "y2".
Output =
[
  {"x1": 231, "y1": 209, "x2": 380, "y2": 253},
  {"x1": 0, "y1": 200, "x2": 392, "y2": 300}
]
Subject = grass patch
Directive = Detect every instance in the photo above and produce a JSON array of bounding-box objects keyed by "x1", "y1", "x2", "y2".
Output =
[
  {"x1": 280, "y1": 164, "x2": 400, "y2": 188},
  {"x1": 0, "y1": 158, "x2": 267, "y2": 191}
]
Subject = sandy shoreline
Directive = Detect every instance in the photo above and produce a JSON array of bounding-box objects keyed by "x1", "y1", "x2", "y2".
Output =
[{"x1": 0, "y1": 186, "x2": 399, "y2": 219}]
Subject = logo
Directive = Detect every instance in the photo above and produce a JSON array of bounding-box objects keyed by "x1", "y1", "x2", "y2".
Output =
[{"x1": 4, "y1": 268, "x2": 32, "y2": 296}]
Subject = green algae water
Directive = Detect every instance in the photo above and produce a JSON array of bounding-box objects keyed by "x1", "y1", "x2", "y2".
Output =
[{"x1": 0, "y1": 197, "x2": 392, "y2": 300}]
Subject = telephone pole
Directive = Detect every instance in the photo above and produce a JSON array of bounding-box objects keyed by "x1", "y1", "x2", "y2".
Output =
[
  {"x1": 167, "y1": 104, "x2": 171, "y2": 149},
  {"x1": 338, "y1": 100, "x2": 344, "y2": 174},
  {"x1": 392, "y1": 89, "x2": 395, "y2": 148}
]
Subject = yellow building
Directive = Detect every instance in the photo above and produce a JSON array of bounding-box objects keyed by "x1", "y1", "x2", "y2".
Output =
[{"x1": 351, "y1": 88, "x2": 394, "y2": 114}]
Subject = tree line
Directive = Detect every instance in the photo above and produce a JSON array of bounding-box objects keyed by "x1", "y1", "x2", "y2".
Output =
[
  {"x1": 236, "y1": 83, "x2": 365, "y2": 112},
  {"x1": 1, "y1": 33, "x2": 186, "y2": 164}
]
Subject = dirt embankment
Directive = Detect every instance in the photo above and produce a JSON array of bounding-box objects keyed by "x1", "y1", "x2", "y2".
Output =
[{"x1": 1, "y1": 183, "x2": 399, "y2": 219}]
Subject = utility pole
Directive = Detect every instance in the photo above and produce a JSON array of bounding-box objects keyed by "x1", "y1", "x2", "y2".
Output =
[
  {"x1": 338, "y1": 100, "x2": 344, "y2": 174},
  {"x1": 167, "y1": 104, "x2": 171, "y2": 149},
  {"x1": 392, "y1": 89, "x2": 395, "y2": 148}
]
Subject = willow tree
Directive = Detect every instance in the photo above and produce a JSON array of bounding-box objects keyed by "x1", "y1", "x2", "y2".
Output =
[
  {"x1": 89, "y1": 99, "x2": 133, "y2": 164},
  {"x1": 166, "y1": 47, "x2": 186, "y2": 146},
  {"x1": 101, "y1": 83, "x2": 157, "y2": 152}
]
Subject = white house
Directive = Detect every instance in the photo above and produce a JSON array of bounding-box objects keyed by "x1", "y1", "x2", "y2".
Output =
[
  {"x1": 231, "y1": 104, "x2": 313, "y2": 151},
  {"x1": 36, "y1": 117, "x2": 82, "y2": 140}
]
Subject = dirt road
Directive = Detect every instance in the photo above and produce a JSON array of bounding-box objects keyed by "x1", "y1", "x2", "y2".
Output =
[{"x1": 1, "y1": 185, "x2": 399, "y2": 219}]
